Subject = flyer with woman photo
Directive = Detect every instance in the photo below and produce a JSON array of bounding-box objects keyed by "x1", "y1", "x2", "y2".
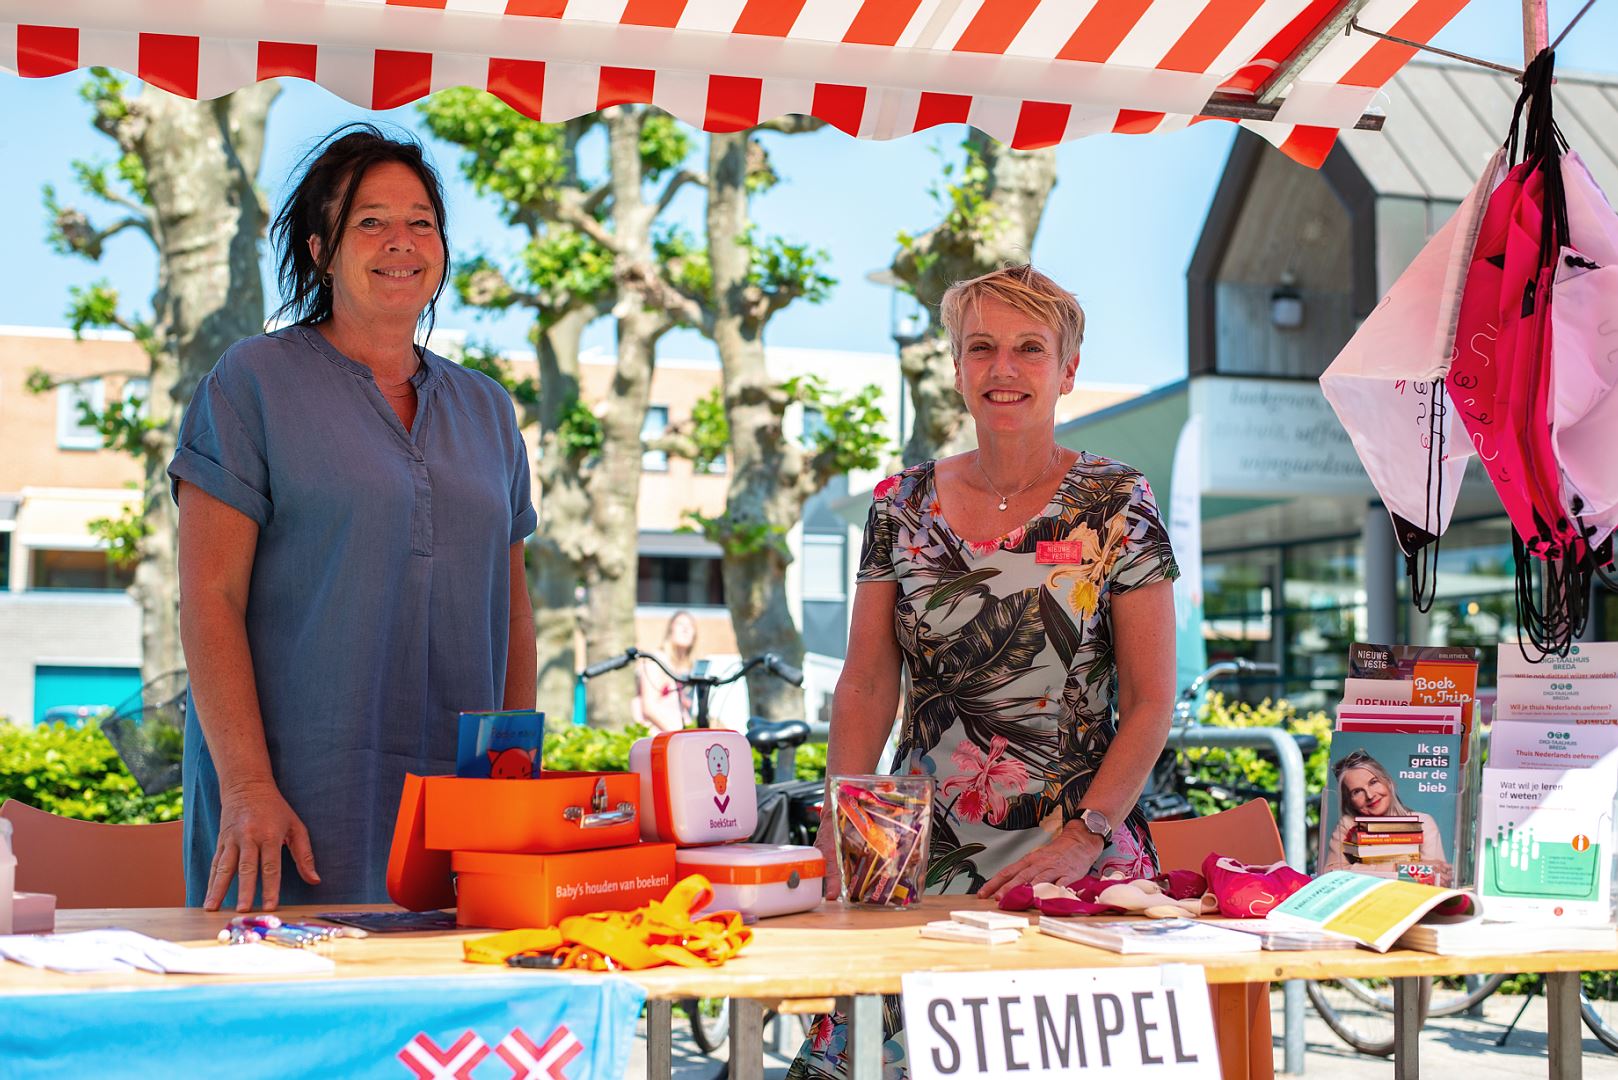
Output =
[{"x1": 1319, "y1": 731, "x2": 1462, "y2": 887}]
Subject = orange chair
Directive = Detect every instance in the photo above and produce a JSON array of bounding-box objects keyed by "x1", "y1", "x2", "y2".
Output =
[
  {"x1": 1151, "y1": 800, "x2": 1285, "y2": 1080},
  {"x1": 0, "y1": 799, "x2": 184, "y2": 908}
]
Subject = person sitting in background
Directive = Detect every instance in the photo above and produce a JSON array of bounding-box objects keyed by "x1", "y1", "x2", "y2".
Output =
[{"x1": 634, "y1": 610, "x2": 698, "y2": 732}]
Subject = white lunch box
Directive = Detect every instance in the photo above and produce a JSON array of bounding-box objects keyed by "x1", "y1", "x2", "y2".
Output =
[
  {"x1": 676, "y1": 843, "x2": 825, "y2": 919},
  {"x1": 629, "y1": 729, "x2": 757, "y2": 845}
]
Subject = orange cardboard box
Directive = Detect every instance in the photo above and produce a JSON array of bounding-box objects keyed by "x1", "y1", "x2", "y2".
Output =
[{"x1": 453, "y1": 844, "x2": 677, "y2": 929}]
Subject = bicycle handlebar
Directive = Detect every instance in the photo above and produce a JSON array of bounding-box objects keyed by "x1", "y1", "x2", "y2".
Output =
[
  {"x1": 580, "y1": 648, "x2": 639, "y2": 680},
  {"x1": 580, "y1": 648, "x2": 803, "y2": 689}
]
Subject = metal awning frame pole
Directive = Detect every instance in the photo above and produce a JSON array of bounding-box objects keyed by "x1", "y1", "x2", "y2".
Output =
[{"x1": 1524, "y1": 0, "x2": 1550, "y2": 64}]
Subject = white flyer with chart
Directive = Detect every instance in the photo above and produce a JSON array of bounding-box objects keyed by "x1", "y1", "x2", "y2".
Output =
[{"x1": 1477, "y1": 764, "x2": 1618, "y2": 924}]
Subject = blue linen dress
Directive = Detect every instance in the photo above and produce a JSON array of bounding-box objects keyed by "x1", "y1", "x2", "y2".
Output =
[{"x1": 167, "y1": 326, "x2": 537, "y2": 905}]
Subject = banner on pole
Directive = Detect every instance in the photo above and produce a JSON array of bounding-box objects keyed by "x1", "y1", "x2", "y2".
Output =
[{"x1": 1169, "y1": 415, "x2": 1206, "y2": 694}]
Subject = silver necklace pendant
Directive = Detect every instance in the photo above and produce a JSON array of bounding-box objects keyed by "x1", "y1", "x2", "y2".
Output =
[{"x1": 997, "y1": 498, "x2": 1008, "y2": 511}]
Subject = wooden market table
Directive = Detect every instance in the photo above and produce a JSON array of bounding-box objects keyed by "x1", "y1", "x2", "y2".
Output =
[{"x1": 3, "y1": 899, "x2": 1613, "y2": 1080}]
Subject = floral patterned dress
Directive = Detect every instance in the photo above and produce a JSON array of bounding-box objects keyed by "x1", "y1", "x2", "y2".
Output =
[{"x1": 788, "y1": 451, "x2": 1179, "y2": 1080}]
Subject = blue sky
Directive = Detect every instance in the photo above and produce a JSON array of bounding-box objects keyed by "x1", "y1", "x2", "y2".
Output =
[{"x1": 1, "y1": 0, "x2": 1613, "y2": 390}]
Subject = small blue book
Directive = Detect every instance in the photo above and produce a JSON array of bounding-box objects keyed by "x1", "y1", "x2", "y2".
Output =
[{"x1": 455, "y1": 710, "x2": 545, "y2": 779}]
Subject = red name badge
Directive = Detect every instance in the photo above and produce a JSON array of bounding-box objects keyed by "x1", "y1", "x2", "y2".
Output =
[{"x1": 1036, "y1": 540, "x2": 1083, "y2": 564}]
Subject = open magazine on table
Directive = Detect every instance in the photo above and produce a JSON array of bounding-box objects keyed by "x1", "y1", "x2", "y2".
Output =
[{"x1": 1266, "y1": 871, "x2": 1479, "y2": 952}]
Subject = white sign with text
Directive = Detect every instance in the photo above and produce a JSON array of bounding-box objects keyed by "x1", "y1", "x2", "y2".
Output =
[
  {"x1": 1190, "y1": 376, "x2": 1372, "y2": 497},
  {"x1": 900, "y1": 965, "x2": 1219, "y2": 1080}
]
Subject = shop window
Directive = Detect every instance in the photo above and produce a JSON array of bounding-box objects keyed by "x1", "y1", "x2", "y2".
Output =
[
  {"x1": 637, "y1": 554, "x2": 724, "y2": 607},
  {"x1": 801, "y1": 534, "x2": 846, "y2": 601},
  {"x1": 29, "y1": 548, "x2": 134, "y2": 591},
  {"x1": 641, "y1": 406, "x2": 669, "y2": 471},
  {"x1": 0, "y1": 531, "x2": 10, "y2": 589},
  {"x1": 57, "y1": 379, "x2": 104, "y2": 451},
  {"x1": 1280, "y1": 536, "x2": 1365, "y2": 706},
  {"x1": 1398, "y1": 516, "x2": 1517, "y2": 687},
  {"x1": 1203, "y1": 549, "x2": 1279, "y2": 693}
]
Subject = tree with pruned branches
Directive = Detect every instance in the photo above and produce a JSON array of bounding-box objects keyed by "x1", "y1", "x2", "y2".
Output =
[
  {"x1": 890, "y1": 134, "x2": 1057, "y2": 464},
  {"x1": 420, "y1": 95, "x2": 701, "y2": 728},
  {"x1": 639, "y1": 125, "x2": 889, "y2": 721},
  {"x1": 31, "y1": 70, "x2": 279, "y2": 689}
]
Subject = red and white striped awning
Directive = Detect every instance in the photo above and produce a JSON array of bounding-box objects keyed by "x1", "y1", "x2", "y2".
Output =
[{"x1": 3, "y1": 0, "x2": 1470, "y2": 167}]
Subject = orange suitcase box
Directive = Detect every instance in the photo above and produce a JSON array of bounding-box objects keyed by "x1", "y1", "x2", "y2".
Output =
[
  {"x1": 387, "y1": 772, "x2": 672, "y2": 927},
  {"x1": 422, "y1": 771, "x2": 641, "y2": 853}
]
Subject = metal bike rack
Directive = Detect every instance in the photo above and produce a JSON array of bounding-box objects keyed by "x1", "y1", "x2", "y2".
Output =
[{"x1": 1168, "y1": 722, "x2": 1310, "y2": 1075}]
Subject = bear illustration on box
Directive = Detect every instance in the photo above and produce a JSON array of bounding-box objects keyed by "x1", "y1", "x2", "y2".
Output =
[
  {"x1": 707, "y1": 743, "x2": 730, "y2": 795},
  {"x1": 487, "y1": 746, "x2": 537, "y2": 780}
]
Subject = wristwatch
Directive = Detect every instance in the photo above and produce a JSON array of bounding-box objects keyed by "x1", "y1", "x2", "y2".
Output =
[{"x1": 1075, "y1": 808, "x2": 1112, "y2": 844}]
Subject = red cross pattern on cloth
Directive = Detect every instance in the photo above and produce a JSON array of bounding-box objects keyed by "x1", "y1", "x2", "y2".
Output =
[
  {"x1": 398, "y1": 1031, "x2": 490, "y2": 1080},
  {"x1": 495, "y1": 1025, "x2": 583, "y2": 1080}
]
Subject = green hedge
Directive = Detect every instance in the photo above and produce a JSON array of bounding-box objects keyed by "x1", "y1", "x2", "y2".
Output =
[
  {"x1": 1180, "y1": 691, "x2": 1333, "y2": 830},
  {"x1": 0, "y1": 719, "x2": 182, "y2": 823},
  {"x1": 541, "y1": 722, "x2": 828, "y2": 782}
]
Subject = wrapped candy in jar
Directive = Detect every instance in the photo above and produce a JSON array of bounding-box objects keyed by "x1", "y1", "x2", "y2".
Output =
[{"x1": 830, "y1": 774, "x2": 933, "y2": 907}]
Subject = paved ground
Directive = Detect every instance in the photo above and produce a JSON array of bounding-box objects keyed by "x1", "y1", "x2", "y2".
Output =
[{"x1": 622, "y1": 991, "x2": 1618, "y2": 1078}]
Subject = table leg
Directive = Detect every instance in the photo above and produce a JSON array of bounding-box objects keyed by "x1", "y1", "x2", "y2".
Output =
[
  {"x1": 730, "y1": 997, "x2": 766, "y2": 1080},
  {"x1": 1546, "y1": 972, "x2": 1583, "y2": 1080},
  {"x1": 1283, "y1": 980, "x2": 1305, "y2": 1075},
  {"x1": 646, "y1": 999, "x2": 672, "y2": 1080},
  {"x1": 838, "y1": 994, "x2": 885, "y2": 1080},
  {"x1": 1393, "y1": 977, "x2": 1421, "y2": 1080}
]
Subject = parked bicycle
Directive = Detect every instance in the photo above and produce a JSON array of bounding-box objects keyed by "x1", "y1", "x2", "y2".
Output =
[{"x1": 579, "y1": 648, "x2": 821, "y2": 1058}]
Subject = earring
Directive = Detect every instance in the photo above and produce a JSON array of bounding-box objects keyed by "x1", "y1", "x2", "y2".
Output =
[{"x1": 321, "y1": 272, "x2": 333, "y2": 287}]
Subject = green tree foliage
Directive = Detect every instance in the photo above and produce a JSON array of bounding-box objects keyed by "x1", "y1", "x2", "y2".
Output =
[{"x1": 0, "y1": 720, "x2": 181, "y2": 824}]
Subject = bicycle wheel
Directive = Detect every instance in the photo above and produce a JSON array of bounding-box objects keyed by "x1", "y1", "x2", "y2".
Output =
[
  {"x1": 688, "y1": 996, "x2": 730, "y2": 1054},
  {"x1": 1582, "y1": 980, "x2": 1618, "y2": 1053},
  {"x1": 1426, "y1": 973, "x2": 1511, "y2": 1017},
  {"x1": 1306, "y1": 977, "x2": 1431, "y2": 1057}
]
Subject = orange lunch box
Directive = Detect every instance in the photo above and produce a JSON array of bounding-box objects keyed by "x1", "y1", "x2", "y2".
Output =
[
  {"x1": 452, "y1": 843, "x2": 677, "y2": 929},
  {"x1": 422, "y1": 771, "x2": 641, "y2": 853}
]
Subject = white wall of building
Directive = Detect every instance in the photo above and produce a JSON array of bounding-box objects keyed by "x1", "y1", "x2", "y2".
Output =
[{"x1": 0, "y1": 592, "x2": 141, "y2": 726}]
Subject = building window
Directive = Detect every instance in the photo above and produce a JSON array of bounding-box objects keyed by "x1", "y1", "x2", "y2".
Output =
[
  {"x1": 57, "y1": 379, "x2": 105, "y2": 451},
  {"x1": 641, "y1": 405, "x2": 669, "y2": 471},
  {"x1": 802, "y1": 406, "x2": 829, "y2": 446},
  {"x1": 29, "y1": 548, "x2": 134, "y2": 591},
  {"x1": 123, "y1": 377, "x2": 151, "y2": 421},
  {"x1": 1203, "y1": 548, "x2": 1278, "y2": 679},
  {"x1": 0, "y1": 531, "x2": 10, "y2": 590},
  {"x1": 1280, "y1": 536, "x2": 1365, "y2": 706},
  {"x1": 637, "y1": 555, "x2": 724, "y2": 606},
  {"x1": 801, "y1": 534, "x2": 847, "y2": 601},
  {"x1": 1399, "y1": 516, "x2": 1517, "y2": 688}
]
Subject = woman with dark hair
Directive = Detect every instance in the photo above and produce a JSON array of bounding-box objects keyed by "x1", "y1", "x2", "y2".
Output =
[{"x1": 168, "y1": 124, "x2": 537, "y2": 910}]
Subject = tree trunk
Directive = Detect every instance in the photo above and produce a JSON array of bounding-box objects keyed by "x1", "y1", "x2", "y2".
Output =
[
  {"x1": 529, "y1": 307, "x2": 594, "y2": 721},
  {"x1": 125, "y1": 85, "x2": 278, "y2": 689},
  {"x1": 573, "y1": 108, "x2": 675, "y2": 729},
  {"x1": 894, "y1": 135, "x2": 1056, "y2": 465},
  {"x1": 706, "y1": 131, "x2": 807, "y2": 722}
]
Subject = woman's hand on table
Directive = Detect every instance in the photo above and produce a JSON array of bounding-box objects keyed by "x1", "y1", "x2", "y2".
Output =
[
  {"x1": 976, "y1": 828, "x2": 1104, "y2": 901},
  {"x1": 206, "y1": 778, "x2": 320, "y2": 912}
]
